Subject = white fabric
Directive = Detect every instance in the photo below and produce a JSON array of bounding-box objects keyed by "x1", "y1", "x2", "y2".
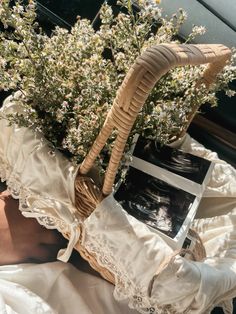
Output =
[
  {"x1": 0, "y1": 95, "x2": 236, "y2": 313},
  {"x1": 81, "y1": 136, "x2": 236, "y2": 314},
  {"x1": 181, "y1": 135, "x2": 236, "y2": 199},
  {"x1": 0, "y1": 261, "x2": 138, "y2": 314},
  {"x1": 0, "y1": 95, "x2": 80, "y2": 262},
  {"x1": 83, "y1": 195, "x2": 173, "y2": 312}
]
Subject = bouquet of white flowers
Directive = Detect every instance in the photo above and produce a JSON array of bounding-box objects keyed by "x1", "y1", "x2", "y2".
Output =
[{"x1": 0, "y1": 0, "x2": 235, "y2": 178}]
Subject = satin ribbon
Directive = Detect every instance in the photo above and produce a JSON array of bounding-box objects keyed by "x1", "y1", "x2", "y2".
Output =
[{"x1": 22, "y1": 198, "x2": 81, "y2": 262}]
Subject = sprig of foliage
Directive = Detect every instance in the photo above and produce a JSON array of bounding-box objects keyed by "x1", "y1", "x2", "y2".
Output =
[{"x1": 0, "y1": 0, "x2": 235, "y2": 174}]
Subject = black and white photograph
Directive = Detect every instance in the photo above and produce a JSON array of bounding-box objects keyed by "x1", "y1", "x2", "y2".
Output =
[
  {"x1": 133, "y1": 136, "x2": 212, "y2": 184},
  {"x1": 115, "y1": 166, "x2": 196, "y2": 239}
]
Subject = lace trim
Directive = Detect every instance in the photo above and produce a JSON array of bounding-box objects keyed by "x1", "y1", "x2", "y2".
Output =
[
  {"x1": 0, "y1": 156, "x2": 80, "y2": 262},
  {"x1": 82, "y1": 229, "x2": 185, "y2": 314}
]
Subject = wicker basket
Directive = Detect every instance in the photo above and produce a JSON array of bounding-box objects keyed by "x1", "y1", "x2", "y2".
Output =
[{"x1": 72, "y1": 43, "x2": 231, "y2": 284}]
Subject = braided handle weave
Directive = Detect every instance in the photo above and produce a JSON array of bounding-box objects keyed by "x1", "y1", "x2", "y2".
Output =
[{"x1": 79, "y1": 43, "x2": 231, "y2": 195}]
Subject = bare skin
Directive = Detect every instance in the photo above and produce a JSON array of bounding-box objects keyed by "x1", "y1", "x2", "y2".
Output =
[{"x1": 0, "y1": 190, "x2": 67, "y2": 265}]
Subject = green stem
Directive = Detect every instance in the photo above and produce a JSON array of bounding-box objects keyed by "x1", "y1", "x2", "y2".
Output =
[{"x1": 126, "y1": 0, "x2": 142, "y2": 54}]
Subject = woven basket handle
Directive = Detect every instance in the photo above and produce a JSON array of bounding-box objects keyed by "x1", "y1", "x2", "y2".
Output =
[{"x1": 80, "y1": 43, "x2": 231, "y2": 195}]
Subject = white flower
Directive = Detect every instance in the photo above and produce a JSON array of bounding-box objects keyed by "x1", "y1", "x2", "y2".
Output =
[
  {"x1": 225, "y1": 89, "x2": 236, "y2": 97},
  {"x1": 192, "y1": 25, "x2": 206, "y2": 36}
]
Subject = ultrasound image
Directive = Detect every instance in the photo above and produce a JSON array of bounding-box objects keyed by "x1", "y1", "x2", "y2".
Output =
[
  {"x1": 115, "y1": 166, "x2": 196, "y2": 238},
  {"x1": 133, "y1": 136, "x2": 211, "y2": 184}
]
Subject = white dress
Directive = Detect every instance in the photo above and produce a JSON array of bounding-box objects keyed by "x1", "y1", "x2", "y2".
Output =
[{"x1": 0, "y1": 95, "x2": 236, "y2": 314}]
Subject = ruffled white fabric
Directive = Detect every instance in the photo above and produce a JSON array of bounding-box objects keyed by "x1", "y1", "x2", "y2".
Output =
[
  {"x1": 81, "y1": 136, "x2": 236, "y2": 314},
  {"x1": 1, "y1": 95, "x2": 236, "y2": 314},
  {"x1": 83, "y1": 195, "x2": 173, "y2": 313},
  {"x1": 181, "y1": 135, "x2": 236, "y2": 198},
  {"x1": 0, "y1": 95, "x2": 80, "y2": 262}
]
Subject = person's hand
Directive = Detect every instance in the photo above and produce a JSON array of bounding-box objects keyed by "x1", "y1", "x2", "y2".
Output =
[{"x1": 0, "y1": 190, "x2": 67, "y2": 265}]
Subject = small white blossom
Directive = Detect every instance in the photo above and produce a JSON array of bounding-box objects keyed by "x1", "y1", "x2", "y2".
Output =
[
  {"x1": 192, "y1": 25, "x2": 206, "y2": 36},
  {"x1": 225, "y1": 89, "x2": 236, "y2": 97}
]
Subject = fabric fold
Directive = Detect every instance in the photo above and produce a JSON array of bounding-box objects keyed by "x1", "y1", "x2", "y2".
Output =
[{"x1": 0, "y1": 95, "x2": 80, "y2": 262}]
